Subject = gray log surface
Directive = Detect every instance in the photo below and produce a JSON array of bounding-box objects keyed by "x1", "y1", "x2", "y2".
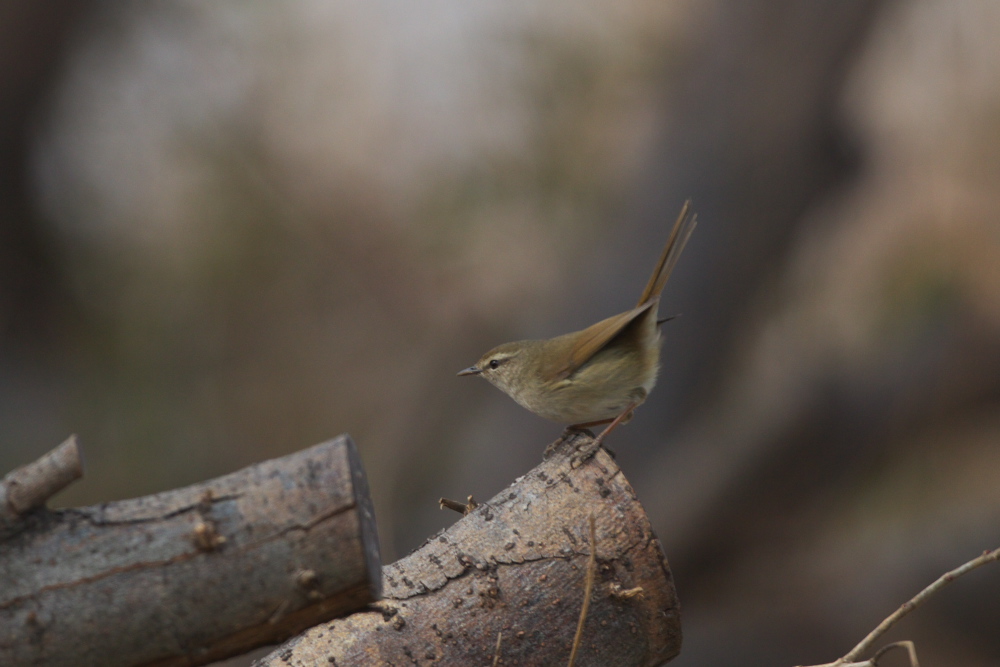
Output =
[
  {"x1": 256, "y1": 435, "x2": 681, "y2": 667},
  {"x1": 0, "y1": 435, "x2": 381, "y2": 667}
]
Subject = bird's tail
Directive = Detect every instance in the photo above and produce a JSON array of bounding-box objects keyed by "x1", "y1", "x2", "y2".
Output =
[{"x1": 636, "y1": 200, "x2": 698, "y2": 307}]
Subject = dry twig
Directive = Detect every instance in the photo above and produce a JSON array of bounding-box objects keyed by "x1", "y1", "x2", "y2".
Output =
[
  {"x1": 492, "y1": 630, "x2": 503, "y2": 667},
  {"x1": 870, "y1": 641, "x2": 919, "y2": 667},
  {"x1": 567, "y1": 514, "x2": 597, "y2": 667},
  {"x1": 799, "y1": 547, "x2": 1000, "y2": 667},
  {"x1": 439, "y1": 495, "x2": 479, "y2": 515}
]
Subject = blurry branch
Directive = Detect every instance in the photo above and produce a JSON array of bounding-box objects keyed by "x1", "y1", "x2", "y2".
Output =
[
  {"x1": 799, "y1": 547, "x2": 1000, "y2": 667},
  {"x1": 256, "y1": 435, "x2": 682, "y2": 667},
  {"x1": 0, "y1": 435, "x2": 381, "y2": 667},
  {"x1": 0, "y1": 435, "x2": 83, "y2": 539}
]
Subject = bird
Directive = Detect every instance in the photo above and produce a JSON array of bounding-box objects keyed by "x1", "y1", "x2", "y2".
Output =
[{"x1": 458, "y1": 201, "x2": 697, "y2": 458}]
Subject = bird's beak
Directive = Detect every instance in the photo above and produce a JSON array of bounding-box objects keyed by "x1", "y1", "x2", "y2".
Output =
[{"x1": 457, "y1": 366, "x2": 482, "y2": 377}]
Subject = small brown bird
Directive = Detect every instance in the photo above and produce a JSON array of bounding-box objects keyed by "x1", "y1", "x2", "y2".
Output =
[{"x1": 458, "y1": 201, "x2": 697, "y2": 453}]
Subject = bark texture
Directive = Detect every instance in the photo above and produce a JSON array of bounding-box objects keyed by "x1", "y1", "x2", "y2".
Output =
[
  {"x1": 257, "y1": 435, "x2": 680, "y2": 667},
  {"x1": 0, "y1": 435, "x2": 381, "y2": 667}
]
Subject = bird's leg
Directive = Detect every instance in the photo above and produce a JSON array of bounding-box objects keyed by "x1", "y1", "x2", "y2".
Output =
[
  {"x1": 595, "y1": 404, "x2": 636, "y2": 444},
  {"x1": 568, "y1": 403, "x2": 637, "y2": 468},
  {"x1": 567, "y1": 417, "x2": 614, "y2": 430}
]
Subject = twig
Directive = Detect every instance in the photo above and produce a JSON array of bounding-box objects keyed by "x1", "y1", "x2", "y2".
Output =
[
  {"x1": 492, "y1": 630, "x2": 502, "y2": 667},
  {"x1": 439, "y1": 495, "x2": 478, "y2": 515},
  {"x1": 567, "y1": 514, "x2": 597, "y2": 667},
  {"x1": 840, "y1": 547, "x2": 1000, "y2": 663},
  {"x1": 871, "y1": 641, "x2": 919, "y2": 667},
  {"x1": 799, "y1": 547, "x2": 1000, "y2": 667}
]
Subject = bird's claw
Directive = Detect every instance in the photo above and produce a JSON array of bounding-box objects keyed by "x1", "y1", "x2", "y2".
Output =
[
  {"x1": 568, "y1": 437, "x2": 603, "y2": 468},
  {"x1": 543, "y1": 428, "x2": 607, "y2": 468},
  {"x1": 543, "y1": 428, "x2": 594, "y2": 460}
]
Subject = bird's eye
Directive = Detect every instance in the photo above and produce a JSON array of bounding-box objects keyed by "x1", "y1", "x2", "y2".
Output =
[{"x1": 489, "y1": 359, "x2": 500, "y2": 370}]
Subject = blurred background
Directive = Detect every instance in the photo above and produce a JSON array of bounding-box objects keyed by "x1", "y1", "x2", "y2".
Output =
[{"x1": 3, "y1": 1, "x2": 1000, "y2": 665}]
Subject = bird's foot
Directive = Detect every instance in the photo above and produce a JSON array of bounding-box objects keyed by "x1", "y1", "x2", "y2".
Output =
[
  {"x1": 543, "y1": 427, "x2": 609, "y2": 468},
  {"x1": 566, "y1": 402, "x2": 636, "y2": 466},
  {"x1": 543, "y1": 427, "x2": 594, "y2": 461},
  {"x1": 568, "y1": 435, "x2": 603, "y2": 469}
]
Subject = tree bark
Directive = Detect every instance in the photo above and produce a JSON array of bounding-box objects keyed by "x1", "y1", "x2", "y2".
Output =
[
  {"x1": 256, "y1": 435, "x2": 681, "y2": 667},
  {"x1": 0, "y1": 434, "x2": 381, "y2": 667}
]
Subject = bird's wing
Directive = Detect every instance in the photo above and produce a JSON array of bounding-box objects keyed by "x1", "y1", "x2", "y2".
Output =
[{"x1": 552, "y1": 301, "x2": 656, "y2": 381}]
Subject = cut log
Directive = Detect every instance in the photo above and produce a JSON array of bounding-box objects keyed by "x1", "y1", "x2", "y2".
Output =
[
  {"x1": 256, "y1": 434, "x2": 681, "y2": 667},
  {"x1": 0, "y1": 435, "x2": 381, "y2": 667}
]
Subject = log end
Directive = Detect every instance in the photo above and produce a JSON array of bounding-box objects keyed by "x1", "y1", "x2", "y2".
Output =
[
  {"x1": 345, "y1": 434, "x2": 383, "y2": 601},
  {"x1": 257, "y1": 440, "x2": 682, "y2": 666}
]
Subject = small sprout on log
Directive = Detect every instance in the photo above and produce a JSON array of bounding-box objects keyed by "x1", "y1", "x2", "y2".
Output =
[
  {"x1": 296, "y1": 569, "x2": 319, "y2": 589},
  {"x1": 609, "y1": 583, "x2": 644, "y2": 600},
  {"x1": 190, "y1": 488, "x2": 226, "y2": 552},
  {"x1": 295, "y1": 569, "x2": 324, "y2": 601},
  {"x1": 191, "y1": 520, "x2": 226, "y2": 552}
]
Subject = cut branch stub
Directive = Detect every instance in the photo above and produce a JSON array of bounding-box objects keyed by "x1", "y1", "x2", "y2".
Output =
[
  {"x1": 257, "y1": 435, "x2": 681, "y2": 667},
  {"x1": 0, "y1": 435, "x2": 83, "y2": 539},
  {"x1": 0, "y1": 434, "x2": 381, "y2": 667}
]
